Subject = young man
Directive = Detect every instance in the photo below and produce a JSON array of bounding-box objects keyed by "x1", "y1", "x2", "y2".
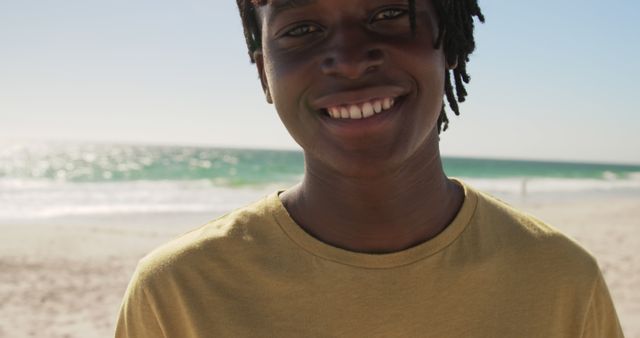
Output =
[{"x1": 116, "y1": 0, "x2": 624, "y2": 336}]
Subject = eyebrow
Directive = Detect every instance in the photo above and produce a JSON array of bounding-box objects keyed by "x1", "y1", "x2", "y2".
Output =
[{"x1": 269, "y1": 0, "x2": 318, "y2": 20}]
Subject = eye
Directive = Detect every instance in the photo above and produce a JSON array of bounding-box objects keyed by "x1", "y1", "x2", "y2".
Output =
[
  {"x1": 372, "y1": 8, "x2": 408, "y2": 22},
  {"x1": 284, "y1": 24, "x2": 320, "y2": 37}
]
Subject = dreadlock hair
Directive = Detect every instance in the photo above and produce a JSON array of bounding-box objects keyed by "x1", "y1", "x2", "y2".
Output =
[{"x1": 236, "y1": 0, "x2": 484, "y2": 133}]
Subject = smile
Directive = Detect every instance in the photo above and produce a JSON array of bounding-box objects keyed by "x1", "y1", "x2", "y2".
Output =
[
  {"x1": 324, "y1": 97, "x2": 397, "y2": 120},
  {"x1": 311, "y1": 85, "x2": 409, "y2": 121}
]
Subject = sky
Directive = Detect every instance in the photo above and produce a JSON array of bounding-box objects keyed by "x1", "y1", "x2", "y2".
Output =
[{"x1": 0, "y1": 0, "x2": 639, "y2": 165}]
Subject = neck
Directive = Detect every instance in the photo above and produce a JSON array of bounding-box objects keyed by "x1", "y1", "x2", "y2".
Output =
[{"x1": 280, "y1": 139, "x2": 464, "y2": 254}]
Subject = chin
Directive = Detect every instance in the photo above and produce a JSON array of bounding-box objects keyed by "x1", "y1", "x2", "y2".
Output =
[{"x1": 319, "y1": 147, "x2": 411, "y2": 179}]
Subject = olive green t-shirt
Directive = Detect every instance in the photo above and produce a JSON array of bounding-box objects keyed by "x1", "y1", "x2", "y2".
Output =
[{"x1": 116, "y1": 180, "x2": 624, "y2": 337}]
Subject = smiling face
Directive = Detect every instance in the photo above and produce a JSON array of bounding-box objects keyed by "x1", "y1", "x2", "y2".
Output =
[{"x1": 254, "y1": 0, "x2": 447, "y2": 177}]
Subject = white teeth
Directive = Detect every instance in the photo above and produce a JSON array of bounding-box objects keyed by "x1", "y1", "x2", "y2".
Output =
[
  {"x1": 340, "y1": 107, "x2": 350, "y2": 118},
  {"x1": 362, "y1": 102, "x2": 374, "y2": 118},
  {"x1": 382, "y1": 98, "x2": 392, "y2": 110},
  {"x1": 349, "y1": 105, "x2": 362, "y2": 119},
  {"x1": 373, "y1": 101, "x2": 382, "y2": 113},
  {"x1": 325, "y1": 96, "x2": 398, "y2": 119}
]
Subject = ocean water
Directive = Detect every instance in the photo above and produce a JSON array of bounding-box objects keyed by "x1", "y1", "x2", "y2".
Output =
[{"x1": 1, "y1": 142, "x2": 639, "y2": 221}]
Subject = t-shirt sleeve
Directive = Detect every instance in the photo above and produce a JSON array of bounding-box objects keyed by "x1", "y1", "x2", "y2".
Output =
[
  {"x1": 115, "y1": 263, "x2": 166, "y2": 338},
  {"x1": 580, "y1": 270, "x2": 625, "y2": 338}
]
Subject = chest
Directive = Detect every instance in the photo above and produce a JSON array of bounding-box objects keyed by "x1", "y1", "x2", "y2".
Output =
[{"x1": 153, "y1": 264, "x2": 587, "y2": 337}]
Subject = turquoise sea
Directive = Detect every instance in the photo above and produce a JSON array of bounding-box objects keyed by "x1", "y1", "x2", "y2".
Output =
[{"x1": 1, "y1": 142, "x2": 639, "y2": 220}]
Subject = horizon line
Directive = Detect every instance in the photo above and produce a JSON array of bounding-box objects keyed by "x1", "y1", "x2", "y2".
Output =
[{"x1": 2, "y1": 137, "x2": 639, "y2": 168}]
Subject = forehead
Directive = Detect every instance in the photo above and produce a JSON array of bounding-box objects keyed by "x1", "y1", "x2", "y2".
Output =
[
  {"x1": 262, "y1": 0, "x2": 316, "y2": 7},
  {"x1": 254, "y1": 0, "x2": 420, "y2": 21},
  {"x1": 254, "y1": 0, "x2": 317, "y2": 17},
  {"x1": 255, "y1": 0, "x2": 431, "y2": 18}
]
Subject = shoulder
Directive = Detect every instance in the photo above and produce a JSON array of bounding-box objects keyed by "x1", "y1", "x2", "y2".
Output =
[
  {"x1": 463, "y1": 184, "x2": 600, "y2": 280},
  {"x1": 457, "y1": 183, "x2": 623, "y2": 337},
  {"x1": 117, "y1": 193, "x2": 283, "y2": 336},
  {"x1": 132, "y1": 192, "x2": 278, "y2": 286}
]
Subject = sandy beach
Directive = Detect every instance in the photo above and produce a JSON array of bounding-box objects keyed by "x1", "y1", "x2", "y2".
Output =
[{"x1": 0, "y1": 191, "x2": 638, "y2": 337}]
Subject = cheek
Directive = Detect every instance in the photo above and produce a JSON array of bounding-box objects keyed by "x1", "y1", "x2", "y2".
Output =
[
  {"x1": 264, "y1": 39, "x2": 319, "y2": 87},
  {"x1": 417, "y1": 63, "x2": 446, "y2": 130},
  {"x1": 402, "y1": 41, "x2": 447, "y2": 108},
  {"x1": 264, "y1": 48, "x2": 315, "y2": 111},
  {"x1": 265, "y1": 51, "x2": 326, "y2": 146},
  {"x1": 418, "y1": 53, "x2": 446, "y2": 101},
  {"x1": 262, "y1": 48, "x2": 320, "y2": 145}
]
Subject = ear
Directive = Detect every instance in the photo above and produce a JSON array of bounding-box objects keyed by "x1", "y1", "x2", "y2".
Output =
[
  {"x1": 447, "y1": 57, "x2": 458, "y2": 70},
  {"x1": 253, "y1": 50, "x2": 273, "y2": 104}
]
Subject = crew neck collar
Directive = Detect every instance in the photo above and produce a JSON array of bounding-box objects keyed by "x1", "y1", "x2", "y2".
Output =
[{"x1": 268, "y1": 178, "x2": 478, "y2": 269}]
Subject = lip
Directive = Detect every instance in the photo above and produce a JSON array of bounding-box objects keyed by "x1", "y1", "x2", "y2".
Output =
[{"x1": 310, "y1": 85, "x2": 409, "y2": 110}]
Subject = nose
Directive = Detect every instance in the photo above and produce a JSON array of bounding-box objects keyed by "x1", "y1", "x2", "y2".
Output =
[{"x1": 320, "y1": 25, "x2": 384, "y2": 79}]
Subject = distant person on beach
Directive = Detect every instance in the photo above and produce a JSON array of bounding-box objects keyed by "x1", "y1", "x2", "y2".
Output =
[{"x1": 116, "y1": 0, "x2": 624, "y2": 336}]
